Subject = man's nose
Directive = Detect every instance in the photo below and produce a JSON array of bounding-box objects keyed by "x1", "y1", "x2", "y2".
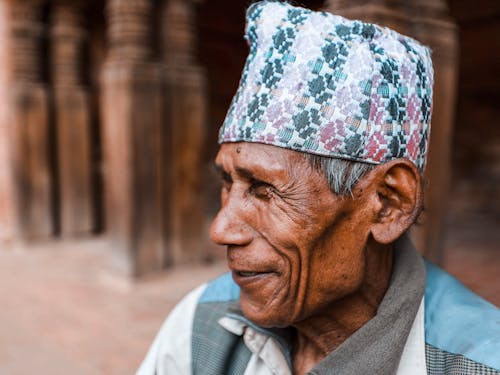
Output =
[{"x1": 209, "y1": 191, "x2": 253, "y2": 247}]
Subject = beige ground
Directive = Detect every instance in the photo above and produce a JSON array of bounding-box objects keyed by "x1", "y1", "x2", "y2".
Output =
[
  {"x1": 0, "y1": 238, "x2": 227, "y2": 375},
  {"x1": 0, "y1": 217, "x2": 498, "y2": 374}
]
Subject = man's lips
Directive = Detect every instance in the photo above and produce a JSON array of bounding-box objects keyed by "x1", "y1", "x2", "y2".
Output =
[
  {"x1": 231, "y1": 269, "x2": 279, "y2": 288},
  {"x1": 235, "y1": 271, "x2": 258, "y2": 277},
  {"x1": 233, "y1": 270, "x2": 274, "y2": 277}
]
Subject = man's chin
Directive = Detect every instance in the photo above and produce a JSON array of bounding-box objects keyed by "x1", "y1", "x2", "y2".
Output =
[{"x1": 240, "y1": 298, "x2": 293, "y2": 328}]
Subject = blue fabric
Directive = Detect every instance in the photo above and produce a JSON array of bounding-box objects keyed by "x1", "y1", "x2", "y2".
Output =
[
  {"x1": 424, "y1": 261, "x2": 500, "y2": 371},
  {"x1": 198, "y1": 272, "x2": 240, "y2": 303}
]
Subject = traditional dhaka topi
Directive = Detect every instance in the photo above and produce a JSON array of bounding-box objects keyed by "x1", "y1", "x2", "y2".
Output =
[{"x1": 218, "y1": 0, "x2": 434, "y2": 171}]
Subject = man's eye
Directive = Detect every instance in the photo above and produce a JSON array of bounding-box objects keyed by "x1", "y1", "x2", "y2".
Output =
[{"x1": 249, "y1": 181, "x2": 275, "y2": 200}]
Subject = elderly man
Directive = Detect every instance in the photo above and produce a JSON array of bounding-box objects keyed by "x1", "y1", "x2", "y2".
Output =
[{"x1": 138, "y1": 1, "x2": 500, "y2": 374}]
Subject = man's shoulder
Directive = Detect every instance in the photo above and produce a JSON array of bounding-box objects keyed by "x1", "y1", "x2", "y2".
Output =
[{"x1": 424, "y1": 261, "x2": 500, "y2": 371}]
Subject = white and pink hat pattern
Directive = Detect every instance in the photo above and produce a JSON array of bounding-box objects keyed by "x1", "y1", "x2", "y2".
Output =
[{"x1": 219, "y1": 1, "x2": 434, "y2": 171}]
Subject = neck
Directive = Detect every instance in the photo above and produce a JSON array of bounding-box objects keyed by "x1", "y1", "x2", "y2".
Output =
[{"x1": 292, "y1": 242, "x2": 394, "y2": 375}]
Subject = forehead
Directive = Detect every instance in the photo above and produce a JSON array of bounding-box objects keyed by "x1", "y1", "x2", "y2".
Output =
[{"x1": 215, "y1": 142, "x2": 307, "y2": 181}]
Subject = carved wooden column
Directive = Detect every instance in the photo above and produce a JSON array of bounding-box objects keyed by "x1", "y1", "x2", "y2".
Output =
[
  {"x1": 162, "y1": 0, "x2": 208, "y2": 264},
  {"x1": 1, "y1": 0, "x2": 53, "y2": 239},
  {"x1": 51, "y1": 1, "x2": 94, "y2": 236},
  {"x1": 101, "y1": 0, "x2": 165, "y2": 276},
  {"x1": 0, "y1": 0, "x2": 14, "y2": 240},
  {"x1": 325, "y1": 0, "x2": 459, "y2": 264}
]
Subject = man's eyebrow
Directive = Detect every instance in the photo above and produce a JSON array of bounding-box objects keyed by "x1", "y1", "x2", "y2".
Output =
[
  {"x1": 215, "y1": 162, "x2": 284, "y2": 184},
  {"x1": 235, "y1": 167, "x2": 255, "y2": 181},
  {"x1": 214, "y1": 162, "x2": 255, "y2": 179}
]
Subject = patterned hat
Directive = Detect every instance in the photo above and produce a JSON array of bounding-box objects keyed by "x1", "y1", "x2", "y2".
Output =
[{"x1": 219, "y1": 1, "x2": 434, "y2": 171}]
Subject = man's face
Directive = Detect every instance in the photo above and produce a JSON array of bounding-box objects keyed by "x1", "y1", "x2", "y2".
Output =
[{"x1": 210, "y1": 142, "x2": 373, "y2": 328}]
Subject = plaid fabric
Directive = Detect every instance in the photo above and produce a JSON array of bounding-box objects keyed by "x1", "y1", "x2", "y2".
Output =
[
  {"x1": 219, "y1": 0, "x2": 434, "y2": 171},
  {"x1": 426, "y1": 343, "x2": 500, "y2": 375},
  {"x1": 192, "y1": 301, "x2": 252, "y2": 375},
  {"x1": 191, "y1": 303, "x2": 500, "y2": 375},
  {"x1": 191, "y1": 284, "x2": 500, "y2": 374}
]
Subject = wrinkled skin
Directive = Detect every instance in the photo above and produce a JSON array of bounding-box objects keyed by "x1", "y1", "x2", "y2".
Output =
[
  {"x1": 211, "y1": 142, "x2": 372, "y2": 326},
  {"x1": 210, "y1": 142, "x2": 422, "y2": 374}
]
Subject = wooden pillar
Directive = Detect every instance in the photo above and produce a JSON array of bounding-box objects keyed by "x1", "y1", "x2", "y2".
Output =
[
  {"x1": 162, "y1": 0, "x2": 208, "y2": 264},
  {"x1": 0, "y1": 0, "x2": 53, "y2": 239},
  {"x1": 100, "y1": 0, "x2": 165, "y2": 276},
  {"x1": 325, "y1": 0, "x2": 459, "y2": 264},
  {"x1": 0, "y1": 0, "x2": 14, "y2": 240},
  {"x1": 50, "y1": 1, "x2": 94, "y2": 236}
]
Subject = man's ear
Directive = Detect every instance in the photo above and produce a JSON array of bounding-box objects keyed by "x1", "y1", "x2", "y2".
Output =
[{"x1": 363, "y1": 159, "x2": 423, "y2": 244}]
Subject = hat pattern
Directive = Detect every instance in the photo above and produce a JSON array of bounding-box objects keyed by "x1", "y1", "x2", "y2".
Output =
[{"x1": 219, "y1": 1, "x2": 434, "y2": 170}]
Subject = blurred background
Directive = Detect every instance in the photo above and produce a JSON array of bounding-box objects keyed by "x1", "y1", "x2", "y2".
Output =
[{"x1": 0, "y1": 0, "x2": 498, "y2": 373}]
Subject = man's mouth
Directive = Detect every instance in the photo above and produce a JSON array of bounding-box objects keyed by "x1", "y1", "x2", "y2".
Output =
[
  {"x1": 231, "y1": 270, "x2": 277, "y2": 287},
  {"x1": 236, "y1": 271, "x2": 260, "y2": 277},
  {"x1": 233, "y1": 269, "x2": 275, "y2": 277}
]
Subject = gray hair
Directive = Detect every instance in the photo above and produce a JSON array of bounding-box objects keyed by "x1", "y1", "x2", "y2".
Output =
[{"x1": 305, "y1": 154, "x2": 375, "y2": 196}]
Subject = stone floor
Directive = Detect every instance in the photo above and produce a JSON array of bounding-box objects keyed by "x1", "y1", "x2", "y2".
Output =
[
  {"x1": 0, "y1": 238, "x2": 227, "y2": 375},
  {"x1": 0, "y1": 216, "x2": 498, "y2": 374}
]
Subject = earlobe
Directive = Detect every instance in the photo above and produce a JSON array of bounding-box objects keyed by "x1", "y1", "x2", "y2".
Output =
[{"x1": 369, "y1": 159, "x2": 423, "y2": 244}]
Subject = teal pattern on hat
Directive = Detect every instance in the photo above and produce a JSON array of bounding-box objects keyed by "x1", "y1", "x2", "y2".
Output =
[{"x1": 219, "y1": 0, "x2": 434, "y2": 171}]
